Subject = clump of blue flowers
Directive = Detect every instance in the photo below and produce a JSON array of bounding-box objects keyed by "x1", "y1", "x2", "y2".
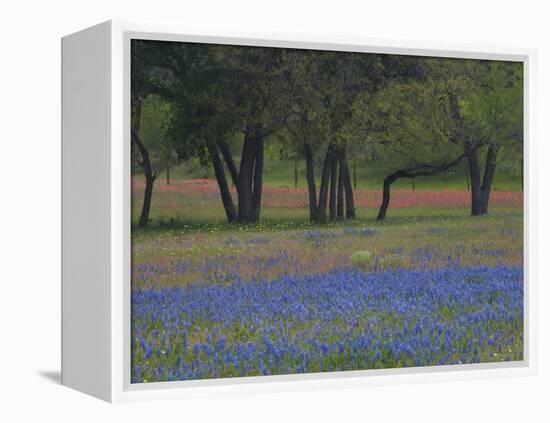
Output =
[
  {"x1": 345, "y1": 228, "x2": 381, "y2": 236},
  {"x1": 131, "y1": 265, "x2": 523, "y2": 383}
]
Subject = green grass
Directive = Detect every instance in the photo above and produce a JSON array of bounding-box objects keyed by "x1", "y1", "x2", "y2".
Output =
[
  {"x1": 132, "y1": 205, "x2": 522, "y2": 235},
  {"x1": 131, "y1": 204, "x2": 523, "y2": 288},
  {"x1": 131, "y1": 163, "x2": 523, "y2": 288}
]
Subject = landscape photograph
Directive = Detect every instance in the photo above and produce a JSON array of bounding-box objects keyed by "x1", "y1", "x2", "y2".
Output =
[{"x1": 130, "y1": 39, "x2": 524, "y2": 383}]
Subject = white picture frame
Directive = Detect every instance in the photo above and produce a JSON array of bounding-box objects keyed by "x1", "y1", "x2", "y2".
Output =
[{"x1": 61, "y1": 20, "x2": 537, "y2": 403}]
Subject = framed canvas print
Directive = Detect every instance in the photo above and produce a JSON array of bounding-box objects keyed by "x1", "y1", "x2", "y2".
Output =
[{"x1": 61, "y1": 21, "x2": 537, "y2": 402}]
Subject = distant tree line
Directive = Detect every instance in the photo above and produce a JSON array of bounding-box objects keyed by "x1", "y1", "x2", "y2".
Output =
[{"x1": 131, "y1": 40, "x2": 523, "y2": 226}]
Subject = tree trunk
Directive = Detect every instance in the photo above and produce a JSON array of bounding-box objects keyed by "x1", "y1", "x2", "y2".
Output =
[
  {"x1": 236, "y1": 129, "x2": 266, "y2": 224},
  {"x1": 294, "y1": 159, "x2": 298, "y2": 189},
  {"x1": 304, "y1": 143, "x2": 318, "y2": 222},
  {"x1": 139, "y1": 174, "x2": 155, "y2": 227},
  {"x1": 208, "y1": 144, "x2": 237, "y2": 223},
  {"x1": 353, "y1": 162, "x2": 357, "y2": 190},
  {"x1": 467, "y1": 149, "x2": 483, "y2": 216},
  {"x1": 131, "y1": 97, "x2": 156, "y2": 227},
  {"x1": 252, "y1": 138, "x2": 264, "y2": 222},
  {"x1": 203, "y1": 130, "x2": 268, "y2": 225},
  {"x1": 480, "y1": 144, "x2": 499, "y2": 214},
  {"x1": 329, "y1": 152, "x2": 338, "y2": 221},
  {"x1": 337, "y1": 155, "x2": 344, "y2": 220},
  {"x1": 237, "y1": 132, "x2": 257, "y2": 223},
  {"x1": 317, "y1": 144, "x2": 334, "y2": 223},
  {"x1": 377, "y1": 154, "x2": 466, "y2": 221},
  {"x1": 166, "y1": 159, "x2": 170, "y2": 185},
  {"x1": 377, "y1": 172, "x2": 400, "y2": 221},
  {"x1": 132, "y1": 97, "x2": 142, "y2": 133},
  {"x1": 340, "y1": 155, "x2": 356, "y2": 218},
  {"x1": 217, "y1": 139, "x2": 239, "y2": 189}
]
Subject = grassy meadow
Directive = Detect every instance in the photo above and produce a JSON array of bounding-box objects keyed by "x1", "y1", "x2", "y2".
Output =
[{"x1": 130, "y1": 162, "x2": 524, "y2": 383}]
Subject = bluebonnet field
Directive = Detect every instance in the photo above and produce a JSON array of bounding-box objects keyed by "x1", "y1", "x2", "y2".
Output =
[
  {"x1": 132, "y1": 265, "x2": 522, "y2": 382},
  {"x1": 131, "y1": 209, "x2": 524, "y2": 383}
]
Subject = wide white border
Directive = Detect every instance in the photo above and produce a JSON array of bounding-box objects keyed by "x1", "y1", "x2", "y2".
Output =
[{"x1": 109, "y1": 20, "x2": 537, "y2": 403}]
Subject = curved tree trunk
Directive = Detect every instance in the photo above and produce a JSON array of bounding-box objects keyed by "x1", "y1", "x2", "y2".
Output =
[
  {"x1": 131, "y1": 97, "x2": 158, "y2": 227},
  {"x1": 131, "y1": 127, "x2": 157, "y2": 227},
  {"x1": 377, "y1": 154, "x2": 466, "y2": 221},
  {"x1": 377, "y1": 172, "x2": 400, "y2": 221}
]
